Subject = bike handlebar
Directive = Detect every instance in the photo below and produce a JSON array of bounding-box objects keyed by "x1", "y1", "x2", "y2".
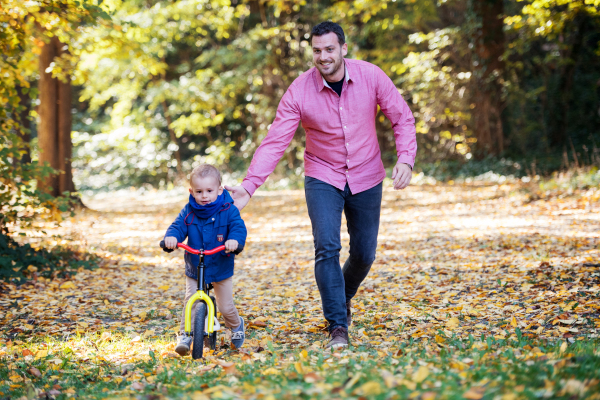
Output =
[{"x1": 159, "y1": 240, "x2": 244, "y2": 255}]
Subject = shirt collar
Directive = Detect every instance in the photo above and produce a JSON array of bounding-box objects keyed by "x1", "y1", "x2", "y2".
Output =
[{"x1": 316, "y1": 60, "x2": 351, "y2": 92}]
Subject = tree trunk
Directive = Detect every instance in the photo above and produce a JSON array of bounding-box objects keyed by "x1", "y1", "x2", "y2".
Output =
[
  {"x1": 58, "y1": 44, "x2": 74, "y2": 194},
  {"x1": 38, "y1": 36, "x2": 59, "y2": 196},
  {"x1": 37, "y1": 35, "x2": 76, "y2": 196},
  {"x1": 471, "y1": 0, "x2": 505, "y2": 158}
]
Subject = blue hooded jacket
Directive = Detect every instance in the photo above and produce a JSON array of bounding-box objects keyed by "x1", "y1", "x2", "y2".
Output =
[{"x1": 164, "y1": 190, "x2": 247, "y2": 283}]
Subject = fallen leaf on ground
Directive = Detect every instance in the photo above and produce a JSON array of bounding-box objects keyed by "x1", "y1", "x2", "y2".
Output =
[
  {"x1": 463, "y1": 386, "x2": 486, "y2": 399},
  {"x1": 413, "y1": 366, "x2": 429, "y2": 383}
]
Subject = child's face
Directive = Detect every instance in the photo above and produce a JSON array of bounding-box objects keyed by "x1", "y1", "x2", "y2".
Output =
[{"x1": 189, "y1": 175, "x2": 223, "y2": 205}]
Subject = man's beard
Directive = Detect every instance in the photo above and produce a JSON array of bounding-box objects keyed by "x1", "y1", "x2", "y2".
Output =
[{"x1": 317, "y1": 51, "x2": 344, "y2": 80}]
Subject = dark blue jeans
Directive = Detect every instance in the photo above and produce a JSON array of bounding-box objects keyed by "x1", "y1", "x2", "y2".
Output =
[{"x1": 304, "y1": 177, "x2": 382, "y2": 332}]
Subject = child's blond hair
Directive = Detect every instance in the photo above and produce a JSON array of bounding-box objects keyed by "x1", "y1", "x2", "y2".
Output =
[{"x1": 190, "y1": 164, "x2": 222, "y2": 186}]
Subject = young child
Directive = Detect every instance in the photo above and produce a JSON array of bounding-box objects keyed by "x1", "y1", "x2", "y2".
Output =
[{"x1": 163, "y1": 164, "x2": 247, "y2": 355}]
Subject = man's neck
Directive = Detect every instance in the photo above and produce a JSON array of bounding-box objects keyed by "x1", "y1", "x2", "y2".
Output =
[{"x1": 326, "y1": 75, "x2": 345, "y2": 84}]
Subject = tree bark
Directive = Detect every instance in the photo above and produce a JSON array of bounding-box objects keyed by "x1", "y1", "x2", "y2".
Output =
[
  {"x1": 38, "y1": 35, "x2": 76, "y2": 196},
  {"x1": 38, "y1": 36, "x2": 59, "y2": 196},
  {"x1": 472, "y1": 0, "x2": 505, "y2": 158}
]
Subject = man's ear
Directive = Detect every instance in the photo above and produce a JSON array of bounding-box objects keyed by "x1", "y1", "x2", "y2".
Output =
[{"x1": 341, "y1": 43, "x2": 348, "y2": 57}]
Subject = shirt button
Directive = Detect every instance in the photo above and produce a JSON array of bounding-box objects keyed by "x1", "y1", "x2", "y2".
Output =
[
  {"x1": 340, "y1": 107, "x2": 343, "y2": 110},
  {"x1": 347, "y1": 159, "x2": 349, "y2": 163},
  {"x1": 346, "y1": 143, "x2": 349, "y2": 146},
  {"x1": 344, "y1": 126, "x2": 347, "y2": 129}
]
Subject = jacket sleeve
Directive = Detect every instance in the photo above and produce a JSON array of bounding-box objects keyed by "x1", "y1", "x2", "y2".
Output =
[
  {"x1": 164, "y1": 206, "x2": 189, "y2": 243},
  {"x1": 226, "y1": 206, "x2": 247, "y2": 246}
]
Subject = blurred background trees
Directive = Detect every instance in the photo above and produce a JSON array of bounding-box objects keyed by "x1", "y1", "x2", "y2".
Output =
[
  {"x1": 0, "y1": 0, "x2": 106, "y2": 235},
  {"x1": 2, "y1": 0, "x2": 599, "y2": 201}
]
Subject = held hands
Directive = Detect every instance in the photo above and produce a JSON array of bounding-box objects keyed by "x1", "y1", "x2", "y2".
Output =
[
  {"x1": 392, "y1": 162, "x2": 412, "y2": 190},
  {"x1": 164, "y1": 236, "x2": 178, "y2": 249},
  {"x1": 224, "y1": 185, "x2": 251, "y2": 210},
  {"x1": 224, "y1": 239, "x2": 238, "y2": 253}
]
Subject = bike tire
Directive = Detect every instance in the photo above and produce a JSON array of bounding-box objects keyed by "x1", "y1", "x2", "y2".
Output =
[
  {"x1": 192, "y1": 302, "x2": 207, "y2": 360},
  {"x1": 208, "y1": 296, "x2": 218, "y2": 351}
]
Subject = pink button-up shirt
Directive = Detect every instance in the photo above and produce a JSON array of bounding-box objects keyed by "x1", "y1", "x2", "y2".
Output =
[{"x1": 241, "y1": 58, "x2": 417, "y2": 196}]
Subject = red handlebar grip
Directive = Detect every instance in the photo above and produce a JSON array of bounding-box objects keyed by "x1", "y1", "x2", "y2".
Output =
[
  {"x1": 176, "y1": 243, "x2": 200, "y2": 254},
  {"x1": 204, "y1": 245, "x2": 226, "y2": 255},
  {"x1": 176, "y1": 243, "x2": 225, "y2": 255}
]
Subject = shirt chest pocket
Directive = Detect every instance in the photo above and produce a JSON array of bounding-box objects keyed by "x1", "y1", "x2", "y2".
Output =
[{"x1": 213, "y1": 220, "x2": 229, "y2": 244}]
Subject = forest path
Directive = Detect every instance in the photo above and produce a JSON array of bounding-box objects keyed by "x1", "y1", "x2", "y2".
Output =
[{"x1": 1, "y1": 182, "x2": 599, "y2": 399}]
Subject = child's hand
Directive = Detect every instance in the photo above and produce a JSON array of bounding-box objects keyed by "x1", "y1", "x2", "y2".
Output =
[
  {"x1": 224, "y1": 239, "x2": 238, "y2": 253},
  {"x1": 164, "y1": 236, "x2": 178, "y2": 249}
]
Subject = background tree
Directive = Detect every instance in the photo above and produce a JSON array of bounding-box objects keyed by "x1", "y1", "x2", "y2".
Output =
[
  {"x1": 0, "y1": 0, "x2": 106, "y2": 234},
  {"x1": 64, "y1": 0, "x2": 600, "y2": 191},
  {"x1": 471, "y1": 0, "x2": 506, "y2": 157},
  {"x1": 34, "y1": 0, "x2": 106, "y2": 196},
  {"x1": 38, "y1": 36, "x2": 74, "y2": 196}
]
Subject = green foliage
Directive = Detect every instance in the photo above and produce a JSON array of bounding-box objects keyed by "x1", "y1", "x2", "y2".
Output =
[
  {"x1": 0, "y1": 233, "x2": 98, "y2": 283},
  {"x1": 504, "y1": 0, "x2": 600, "y2": 154},
  {"x1": 539, "y1": 167, "x2": 600, "y2": 191},
  {"x1": 18, "y1": 0, "x2": 599, "y2": 190},
  {"x1": 417, "y1": 157, "x2": 528, "y2": 182},
  {"x1": 0, "y1": 133, "x2": 72, "y2": 233},
  {"x1": 71, "y1": 128, "x2": 173, "y2": 190},
  {"x1": 0, "y1": 0, "x2": 109, "y2": 231}
]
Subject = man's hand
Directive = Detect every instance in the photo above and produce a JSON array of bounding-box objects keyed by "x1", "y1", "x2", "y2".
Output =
[
  {"x1": 392, "y1": 162, "x2": 412, "y2": 190},
  {"x1": 164, "y1": 236, "x2": 178, "y2": 249},
  {"x1": 224, "y1": 185, "x2": 251, "y2": 210},
  {"x1": 224, "y1": 239, "x2": 238, "y2": 253}
]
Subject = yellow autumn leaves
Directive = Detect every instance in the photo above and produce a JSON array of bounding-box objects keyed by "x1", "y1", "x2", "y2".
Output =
[{"x1": 1, "y1": 182, "x2": 599, "y2": 399}]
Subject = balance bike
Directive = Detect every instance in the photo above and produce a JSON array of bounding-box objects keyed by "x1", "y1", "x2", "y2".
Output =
[{"x1": 160, "y1": 240, "x2": 243, "y2": 359}]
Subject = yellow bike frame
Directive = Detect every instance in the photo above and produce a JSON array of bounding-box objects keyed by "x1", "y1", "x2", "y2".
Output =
[{"x1": 184, "y1": 291, "x2": 215, "y2": 335}]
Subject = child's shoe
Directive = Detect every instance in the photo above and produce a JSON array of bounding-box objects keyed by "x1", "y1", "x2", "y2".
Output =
[
  {"x1": 231, "y1": 317, "x2": 245, "y2": 349},
  {"x1": 175, "y1": 334, "x2": 193, "y2": 356}
]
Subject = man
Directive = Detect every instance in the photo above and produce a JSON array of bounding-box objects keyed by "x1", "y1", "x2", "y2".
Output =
[{"x1": 226, "y1": 21, "x2": 416, "y2": 348}]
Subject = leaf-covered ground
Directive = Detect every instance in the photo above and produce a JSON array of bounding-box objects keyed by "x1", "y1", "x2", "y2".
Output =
[{"x1": 1, "y1": 182, "x2": 600, "y2": 399}]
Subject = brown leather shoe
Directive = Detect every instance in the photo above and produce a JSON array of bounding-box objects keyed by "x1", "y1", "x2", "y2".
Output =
[
  {"x1": 326, "y1": 326, "x2": 349, "y2": 349},
  {"x1": 346, "y1": 300, "x2": 352, "y2": 326}
]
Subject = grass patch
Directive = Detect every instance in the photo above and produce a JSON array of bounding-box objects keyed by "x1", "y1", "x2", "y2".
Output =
[
  {"x1": 1, "y1": 333, "x2": 599, "y2": 399},
  {"x1": 539, "y1": 167, "x2": 600, "y2": 192},
  {"x1": 0, "y1": 234, "x2": 99, "y2": 285}
]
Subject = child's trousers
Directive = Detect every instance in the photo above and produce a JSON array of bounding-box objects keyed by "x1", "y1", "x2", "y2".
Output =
[{"x1": 179, "y1": 275, "x2": 240, "y2": 333}]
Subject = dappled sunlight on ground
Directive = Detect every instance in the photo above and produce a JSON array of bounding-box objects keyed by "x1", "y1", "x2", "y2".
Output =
[
  {"x1": 4, "y1": 183, "x2": 600, "y2": 344},
  {"x1": 1, "y1": 182, "x2": 599, "y2": 398}
]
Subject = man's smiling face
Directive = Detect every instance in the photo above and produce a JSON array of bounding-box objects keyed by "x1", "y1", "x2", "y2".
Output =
[{"x1": 312, "y1": 32, "x2": 348, "y2": 82}]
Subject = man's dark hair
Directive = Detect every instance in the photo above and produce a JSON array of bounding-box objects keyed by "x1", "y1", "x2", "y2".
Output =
[{"x1": 309, "y1": 21, "x2": 345, "y2": 46}]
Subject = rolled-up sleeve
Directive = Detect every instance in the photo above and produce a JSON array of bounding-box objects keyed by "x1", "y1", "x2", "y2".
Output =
[
  {"x1": 241, "y1": 86, "x2": 301, "y2": 196},
  {"x1": 375, "y1": 67, "x2": 417, "y2": 168}
]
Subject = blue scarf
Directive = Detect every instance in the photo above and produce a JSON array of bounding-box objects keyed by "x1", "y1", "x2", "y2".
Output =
[{"x1": 188, "y1": 190, "x2": 232, "y2": 218}]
